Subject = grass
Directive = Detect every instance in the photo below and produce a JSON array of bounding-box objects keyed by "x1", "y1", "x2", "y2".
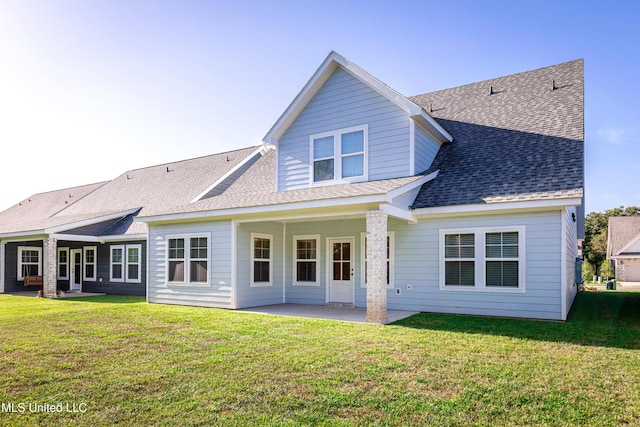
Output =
[{"x1": 0, "y1": 292, "x2": 639, "y2": 426}]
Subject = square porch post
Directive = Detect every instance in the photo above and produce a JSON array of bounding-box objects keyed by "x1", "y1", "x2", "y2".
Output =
[
  {"x1": 365, "y1": 209, "x2": 388, "y2": 324},
  {"x1": 43, "y1": 236, "x2": 57, "y2": 298}
]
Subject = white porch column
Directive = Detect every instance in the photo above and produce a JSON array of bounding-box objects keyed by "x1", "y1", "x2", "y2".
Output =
[
  {"x1": 365, "y1": 209, "x2": 388, "y2": 324},
  {"x1": 43, "y1": 236, "x2": 57, "y2": 298}
]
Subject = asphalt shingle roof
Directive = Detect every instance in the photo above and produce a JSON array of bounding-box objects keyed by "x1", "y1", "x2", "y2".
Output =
[
  {"x1": 141, "y1": 149, "x2": 425, "y2": 217},
  {"x1": 410, "y1": 59, "x2": 584, "y2": 208},
  {"x1": 0, "y1": 146, "x2": 260, "y2": 235},
  {"x1": 608, "y1": 217, "x2": 640, "y2": 256}
]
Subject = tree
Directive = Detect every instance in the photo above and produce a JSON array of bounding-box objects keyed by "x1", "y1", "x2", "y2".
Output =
[
  {"x1": 600, "y1": 260, "x2": 614, "y2": 281},
  {"x1": 582, "y1": 205, "x2": 640, "y2": 275},
  {"x1": 582, "y1": 260, "x2": 595, "y2": 283}
]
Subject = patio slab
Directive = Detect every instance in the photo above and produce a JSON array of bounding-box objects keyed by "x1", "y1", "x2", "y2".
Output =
[{"x1": 236, "y1": 304, "x2": 419, "y2": 324}]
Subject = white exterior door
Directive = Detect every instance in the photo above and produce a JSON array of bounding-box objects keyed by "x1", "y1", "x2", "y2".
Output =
[
  {"x1": 328, "y1": 238, "x2": 354, "y2": 303},
  {"x1": 70, "y1": 249, "x2": 82, "y2": 291}
]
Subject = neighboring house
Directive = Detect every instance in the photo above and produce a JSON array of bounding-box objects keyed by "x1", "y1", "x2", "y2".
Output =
[
  {"x1": 607, "y1": 217, "x2": 640, "y2": 282},
  {"x1": 0, "y1": 52, "x2": 584, "y2": 322},
  {"x1": 0, "y1": 146, "x2": 265, "y2": 296}
]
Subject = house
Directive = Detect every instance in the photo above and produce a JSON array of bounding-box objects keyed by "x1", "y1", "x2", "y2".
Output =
[
  {"x1": 0, "y1": 52, "x2": 584, "y2": 322},
  {"x1": 607, "y1": 217, "x2": 640, "y2": 282}
]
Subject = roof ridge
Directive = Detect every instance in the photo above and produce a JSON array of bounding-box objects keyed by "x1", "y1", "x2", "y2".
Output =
[
  {"x1": 122, "y1": 144, "x2": 262, "y2": 174},
  {"x1": 410, "y1": 58, "x2": 584, "y2": 98}
]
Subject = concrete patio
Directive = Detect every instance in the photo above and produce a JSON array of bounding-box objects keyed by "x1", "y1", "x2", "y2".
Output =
[{"x1": 237, "y1": 304, "x2": 419, "y2": 324}]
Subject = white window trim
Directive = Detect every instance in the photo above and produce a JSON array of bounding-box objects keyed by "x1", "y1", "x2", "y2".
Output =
[
  {"x1": 293, "y1": 234, "x2": 320, "y2": 287},
  {"x1": 17, "y1": 246, "x2": 42, "y2": 280},
  {"x1": 57, "y1": 247, "x2": 69, "y2": 280},
  {"x1": 125, "y1": 244, "x2": 142, "y2": 283},
  {"x1": 439, "y1": 226, "x2": 526, "y2": 293},
  {"x1": 83, "y1": 246, "x2": 97, "y2": 282},
  {"x1": 251, "y1": 232, "x2": 273, "y2": 287},
  {"x1": 166, "y1": 233, "x2": 211, "y2": 287},
  {"x1": 110, "y1": 245, "x2": 125, "y2": 282},
  {"x1": 360, "y1": 231, "x2": 395, "y2": 289},
  {"x1": 309, "y1": 124, "x2": 368, "y2": 186}
]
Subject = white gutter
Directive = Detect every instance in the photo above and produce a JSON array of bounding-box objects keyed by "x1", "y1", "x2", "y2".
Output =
[{"x1": 412, "y1": 197, "x2": 583, "y2": 218}]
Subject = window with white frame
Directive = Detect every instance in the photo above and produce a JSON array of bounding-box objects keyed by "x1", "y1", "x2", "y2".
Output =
[
  {"x1": 293, "y1": 235, "x2": 319, "y2": 285},
  {"x1": 311, "y1": 125, "x2": 367, "y2": 184},
  {"x1": 439, "y1": 226, "x2": 525, "y2": 292},
  {"x1": 444, "y1": 233, "x2": 475, "y2": 286},
  {"x1": 188, "y1": 238, "x2": 207, "y2": 283},
  {"x1": 110, "y1": 245, "x2": 124, "y2": 282},
  {"x1": 361, "y1": 232, "x2": 394, "y2": 289},
  {"x1": 83, "y1": 246, "x2": 97, "y2": 281},
  {"x1": 110, "y1": 244, "x2": 142, "y2": 283},
  {"x1": 57, "y1": 248, "x2": 69, "y2": 280},
  {"x1": 126, "y1": 245, "x2": 142, "y2": 283},
  {"x1": 167, "y1": 235, "x2": 209, "y2": 285},
  {"x1": 251, "y1": 233, "x2": 272, "y2": 286},
  {"x1": 18, "y1": 246, "x2": 42, "y2": 280},
  {"x1": 485, "y1": 232, "x2": 519, "y2": 288}
]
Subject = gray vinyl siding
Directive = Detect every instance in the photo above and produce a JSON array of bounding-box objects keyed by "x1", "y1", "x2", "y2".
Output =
[
  {"x1": 563, "y1": 207, "x2": 579, "y2": 318},
  {"x1": 285, "y1": 218, "x2": 367, "y2": 305},
  {"x1": 79, "y1": 240, "x2": 146, "y2": 296},
  {"x1": 2, "y1": 240, "x2": 44, "y2": 293},
  {"x1": 414, "y1": 123, "x2": 441, "y2": 173},
  {"x1": 390, "y1": 210, "x2": 564, "y2": 320},
  {"x1": 235, "y1": 222, "x2": 284, "y2": 309},
  {"x1": 147, "y1": 221, "x2": 233, "y2": 308},
  {"x1": 277, "y1": 67, "x2": 411, "y2": 190}
]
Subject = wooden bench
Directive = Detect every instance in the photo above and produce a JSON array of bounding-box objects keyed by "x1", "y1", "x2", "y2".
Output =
[{"x1": 23, "y1": 276, "x2": 44, "y2": 286}]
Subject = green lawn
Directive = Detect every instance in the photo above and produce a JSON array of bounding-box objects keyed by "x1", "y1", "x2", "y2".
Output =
[{"x1": 0, "y1": 292, "x2": 639, "y2": 426}]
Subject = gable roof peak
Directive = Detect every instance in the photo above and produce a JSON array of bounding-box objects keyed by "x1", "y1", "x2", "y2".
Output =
[{"x1": 263, "y1": 51, "x2": 452, "y2": 145}]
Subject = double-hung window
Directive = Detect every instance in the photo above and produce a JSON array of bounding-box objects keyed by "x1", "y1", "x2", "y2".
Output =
[
  {"x1": 444, "y1": 233, "x2": 475, "y2": 286},
  {"x1": 111, "y1": 245, "x2": 125, "y2": 282},
  {"x1": 18, "y1": 246, "x2": 42, "y2": 280},
  {"x1": 293, "y1": 235, "x2": 319, "y2": 286},
  {"x1": 440, "y1": 226, "x2": 525, "y2": 292},
  {"x1": 57, "y1": 248, "x2": 69, "y2": 280},
  {"x1": 167, "y1": 234, "x2": 210, "y2": 286},
  {"x1": 251, "y1": 233, "x2": 273, "y2": 287},
  {"x1": 84, "y1": 246, "x2": 97, "y2": 281},
  {"x1": 311, "y1": 125, "x2": 367, "y2": 184}
]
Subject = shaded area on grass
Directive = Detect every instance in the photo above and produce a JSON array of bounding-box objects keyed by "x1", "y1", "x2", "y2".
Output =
[{"x1": 395, "y1": 291, "x2": 640, "y2": 350}]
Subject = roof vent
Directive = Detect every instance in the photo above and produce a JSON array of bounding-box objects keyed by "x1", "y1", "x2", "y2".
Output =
[
  {"x1": 489, "y1": 85, "x2": 494, "y2": 95},
  {"x1": 551, "y1": 79, "x2": 557, "y2": 91},
  {"x1": 429, "y1": 103, "x2": 434, "y2": 113}
]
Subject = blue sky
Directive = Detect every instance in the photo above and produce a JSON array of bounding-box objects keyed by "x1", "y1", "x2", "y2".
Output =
[{"x1": 0, "y1": 0, "x2": 638, "y2": 214}]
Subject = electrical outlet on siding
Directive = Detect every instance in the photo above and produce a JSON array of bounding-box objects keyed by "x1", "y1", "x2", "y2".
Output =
[{"x1": 406, "y1": 284, "x2": 412, "y2": 291}]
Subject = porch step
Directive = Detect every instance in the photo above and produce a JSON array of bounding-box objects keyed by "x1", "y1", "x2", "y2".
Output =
[{"x1": 325, "y1": 302, "x2": 354, "y2": 308}]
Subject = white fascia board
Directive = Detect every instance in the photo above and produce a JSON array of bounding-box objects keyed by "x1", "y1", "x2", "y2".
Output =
[
  {"x1": 50, "y1": 233, "x2": 148, "y2": 243},
  {"x1": 191, "y1": 145, "x2": 270, "y2": 203},
  {"x1": 138, "y1": 193, "x2": 389, "y2": 224},
  {"x1": 411, "y1": 111, "x2": 453, "y2": 144},
  {"x1": 45, "y1": 208, "x2": 140, "y2": 234},
  {"x1": 99, "y1": 233, "x2": 148, "y2": 243},
  {"x1": 0, "y1": 232, "x2": 47, "y2": 241},
  {"x1": 413, "y1": 197, "x2": 584, "y2": 218},
  {"x1": 263, "y1": 51, "x2": 451, "y2": 145},
  {"x1": 385, "y1": 170, "x2": 439, "y2": 201},
  {"x1": 380, "y1": 203, "x2": 414, "y2": 222},
  {"x1": 50, "y1": 234, "x2": 100, "y2": 243}
]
